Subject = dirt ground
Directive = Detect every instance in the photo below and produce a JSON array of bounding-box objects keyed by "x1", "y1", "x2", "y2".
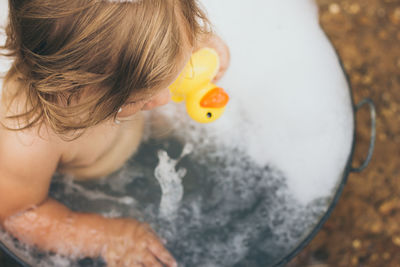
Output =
[{"x1": 0, "y1": 0, "x2": 399, "y2": 266}]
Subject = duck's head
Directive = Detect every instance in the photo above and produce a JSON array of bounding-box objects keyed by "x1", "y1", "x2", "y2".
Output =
[{"x1": 186, "y1": 84, "x2": 229, "y2": 123}]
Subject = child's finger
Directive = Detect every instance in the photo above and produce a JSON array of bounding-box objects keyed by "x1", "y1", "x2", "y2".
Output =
[
  {"x1": 147, "y1": 239, "x2": 177, "y2": 267},
  {"x1": 136, "y1": 222, "x2": 176, "y2": 266},
  {"x1": 142, "y1": 254, "x2": 163, "y2": 267}
]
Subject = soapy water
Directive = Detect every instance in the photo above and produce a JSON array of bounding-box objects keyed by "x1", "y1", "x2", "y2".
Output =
[
  {"x1": 148, "y1": 145, "x2": 328, "y2": 267},
  {"x1": 0, "y1": 0, "x2": 354, "y2": 265},
  {"x1": 0, "y1": 138, "x2": 330, "y2": 266},
  {"x1": 0, "y1": 230, "x2": 82, "y2": 267}
]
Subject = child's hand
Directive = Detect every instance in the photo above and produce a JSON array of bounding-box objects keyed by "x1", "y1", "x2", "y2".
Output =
[
  {"x1": 196, "y1": 33, "x2": 231, "y2": 82},
  {"x1": 103, "y1": 219, "x2": 177, "y2": 267}
]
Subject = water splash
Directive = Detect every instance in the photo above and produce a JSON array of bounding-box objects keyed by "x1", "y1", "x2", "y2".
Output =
[{"x1": 155, "y1": 143, "x2": 193, "y2": 219}]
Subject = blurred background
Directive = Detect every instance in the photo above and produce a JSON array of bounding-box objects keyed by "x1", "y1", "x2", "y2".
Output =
[{"x1": 0, "y1": 0, "x2": 398, "y2": 266}]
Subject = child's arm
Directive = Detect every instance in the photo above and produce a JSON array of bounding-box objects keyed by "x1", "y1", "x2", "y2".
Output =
[
  {"x1": 0, "y1": 129, "x2": 176, "y2": 267},
  {"x1": 4, "y1": 199, "x2": 175, "y2": 267}
]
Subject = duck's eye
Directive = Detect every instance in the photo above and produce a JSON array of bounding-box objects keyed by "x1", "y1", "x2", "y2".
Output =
[{"x1": 207, "y1": 112, "x2": 212, "y2": 118}]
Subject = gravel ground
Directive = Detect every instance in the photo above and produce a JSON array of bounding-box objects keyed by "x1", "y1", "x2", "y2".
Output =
[{"x1": 1, "y1": 0, "x2": 399, "y2": 266}]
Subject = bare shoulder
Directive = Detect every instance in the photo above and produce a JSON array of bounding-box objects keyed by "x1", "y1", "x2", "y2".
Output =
[
  {"x1": 0, "y1": 116, "x2": 63, "y2": 220},
  {"x1": 0, "y1": 88, "x2": 64, "y2": 169},
  {"x1": 0, "y1": 121, "x2": 63, "y2": 168},
  {"x1": 0, "y1": 77, "x2": 65, "y2": 170}
]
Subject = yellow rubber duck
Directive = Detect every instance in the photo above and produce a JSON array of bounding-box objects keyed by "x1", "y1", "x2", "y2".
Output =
[{"x1": 169, "y1": 48, "x2": 229, "y2": 123}]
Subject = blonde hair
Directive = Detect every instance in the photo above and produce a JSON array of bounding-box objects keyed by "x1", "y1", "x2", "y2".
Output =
[{"x1": 1, "y1": 0, "x2": 211, "y2": 137}]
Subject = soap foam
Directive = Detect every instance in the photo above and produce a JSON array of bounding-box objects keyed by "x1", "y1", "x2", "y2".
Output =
[
  {"x1": 0, "y1": 229, "x2": 75, "y2": 267},
  {"x1": 144, "y1": 146, "x2": 327, "y2": 266},
  {"x1": 155, "y1": 143, "x2": 193, "y2": 219}
]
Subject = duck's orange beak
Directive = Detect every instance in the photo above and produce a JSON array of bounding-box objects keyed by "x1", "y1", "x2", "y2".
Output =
[{"x1": 200, "y1": 87, "x2": 230, "y2": 108}]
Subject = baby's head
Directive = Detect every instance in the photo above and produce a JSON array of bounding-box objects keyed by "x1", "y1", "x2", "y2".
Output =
[{"x1": 2, "y1": 0, "x2": 210, "y2": 136}]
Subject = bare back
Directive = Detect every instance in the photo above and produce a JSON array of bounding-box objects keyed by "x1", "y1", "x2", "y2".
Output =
[{"x1": 57, "y1": 113, "x2": 144, "y2": 179}]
